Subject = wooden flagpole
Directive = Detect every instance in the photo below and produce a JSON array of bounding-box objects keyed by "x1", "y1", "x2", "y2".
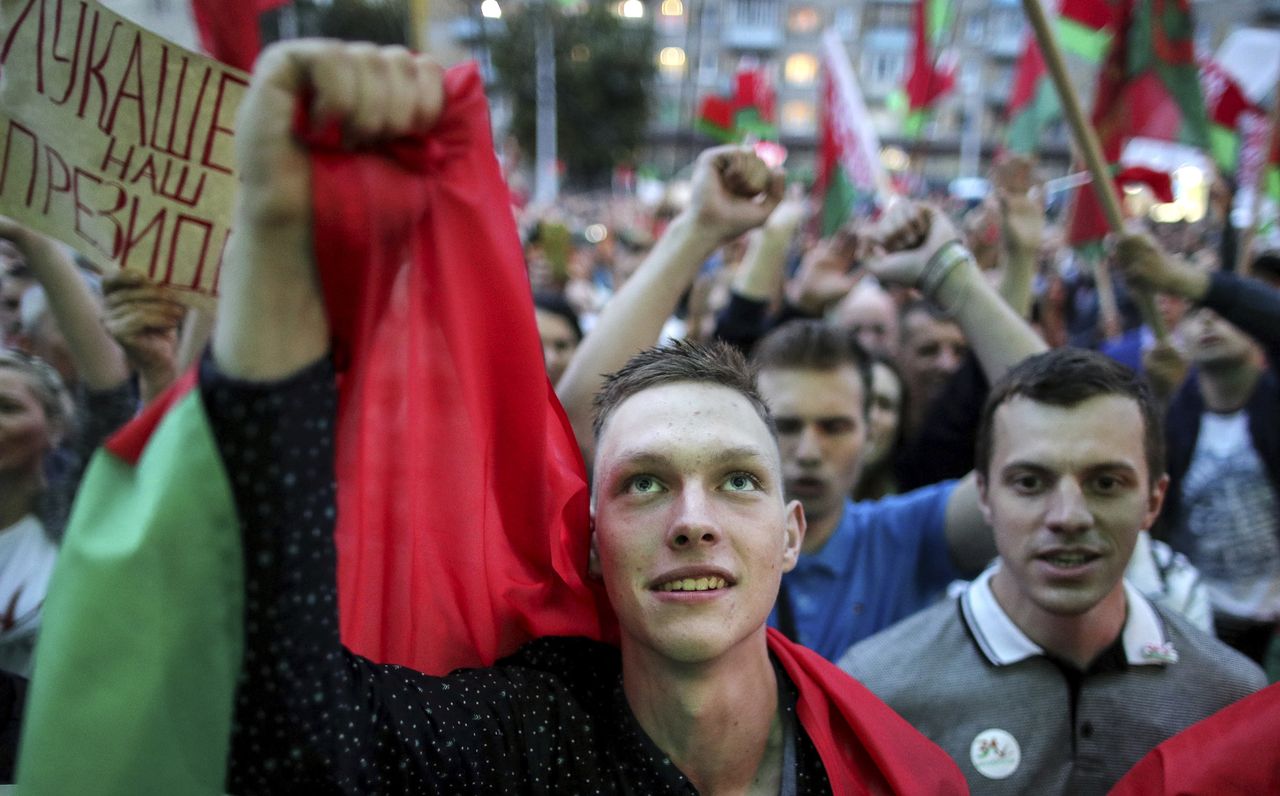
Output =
[
  {"x1": 1020, "y1": 0, "x2": 1166, "y2": 340},
  {"x1": 409, "y1": 0, "x2": 431, "y2": 51}
]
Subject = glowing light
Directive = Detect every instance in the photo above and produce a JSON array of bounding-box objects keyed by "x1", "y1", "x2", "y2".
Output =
[
  {"x1": 660, "y1": 0, "x2": 683, "y2": 15},
  {"x1": 658, "y1": 47, "x2": 686, "y2": 67},
  {"x1": 585, "y1": 224, "x2": 608, "y2": 243},
  {"x1": 784, "y1": 53, "x2": 818, "y2": 86},
  {"x1": 620, "y1": 0, "x2": 644, "y2": 17},
  {"x1": 881, "y1": 146, "x2": 909, "y2": 171},
  {"x1": 480, "y1": 0, "x2": 502, "y2": 18}
]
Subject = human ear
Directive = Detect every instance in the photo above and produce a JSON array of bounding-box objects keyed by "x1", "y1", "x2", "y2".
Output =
[
  {"x1": 781, "y1": 500, "x2": 806, "y2": 572},
  {"x1": 973, "y1": 472, "x2": 994, "y2": 526},
  {"x1": 1143, "y1": 474, "x2": 1170, "y2": 530}
]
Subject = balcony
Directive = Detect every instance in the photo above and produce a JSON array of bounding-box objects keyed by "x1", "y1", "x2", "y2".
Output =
[{"x1": 721, "y1": 0, "x2": 783, "y2": 50}]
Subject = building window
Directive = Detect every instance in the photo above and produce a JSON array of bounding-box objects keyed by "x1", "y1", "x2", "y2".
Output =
[
  {"x1": 965, "y1": 12, "x2": 985, "y2": 43},
  {"x1": 780, "y1": 99, "x2": 815, "y2": 133},
  {"x1": 729, "y1": 0, "x2": 780, "y2": 27},
  {"x1": 871, "y1": 5, "x2": 910, "y2": 28},
  {"x1": 658, "y1": 46, "x2": 687, "y2": 81},
  {"x1": 787, "y1": 6, "x2": 820, "y2": 34},
  {"x1": 784, "y1": 53, "x2": 818, "y2": 86},
  {"x1": 862, "y1": 50, "x2": 905, "y2": 88}
]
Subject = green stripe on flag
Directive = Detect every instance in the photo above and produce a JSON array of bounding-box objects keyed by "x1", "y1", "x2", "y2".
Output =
[
  {"x1": 903, "y1": 109, "x2": 928, "y2": 139},
  {"x1": 1208, "y1": 124, "x2": 1239, "y2": 172},
  {"x1": 927, "y1": 0, "x2": 951, "y2": 45},
  {"x1": 1006, "y1": 78, "x2": 1063, "y2": 154},
  {"x1": 1057, "y1": 17, "x2": 1112, "y2": 62},
  {"x1": 18, "y1": 391, "x2": 244, "y2": 795},
  {"x1": 820, "y1": 168, "x2": 858, "y2": 237}
]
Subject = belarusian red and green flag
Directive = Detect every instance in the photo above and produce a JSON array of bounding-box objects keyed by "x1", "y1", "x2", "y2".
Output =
[
  {"x1": 696, "y1": 61, "x2": 778, "y2": 142},
  {"x1": 898, "y1": 0, "x2": 956, "y2": 137},
  {"x1": 816, "y1": 30, "x2": 890, "y2": 234},
  {"x1": 1199, "y1": 58, "x2": 1257, "y2": 172},
  {"x1": 1065, "y1": 0, "x2": 1210, "y2": 246},
  {"x1": 1005, "y1": 0, "x2": 1118, "y2": 153}
]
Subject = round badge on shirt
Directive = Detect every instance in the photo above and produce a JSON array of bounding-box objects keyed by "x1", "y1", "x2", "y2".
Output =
[{"x1": 969, "y1": 728, "x2": 1020, "y2": 779}]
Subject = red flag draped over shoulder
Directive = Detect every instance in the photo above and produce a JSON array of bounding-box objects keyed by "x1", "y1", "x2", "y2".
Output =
[
  {"x1": 305, "y1": 63, "x2": 614, "y2": 674},
  {"x1": 1108, "y1": 683, "x2": 1280, "y2": 794}
]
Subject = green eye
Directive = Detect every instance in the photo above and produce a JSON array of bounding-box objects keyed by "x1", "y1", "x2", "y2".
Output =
[
  {"x1": 723, "y1": 473, "x2": 761, "y2": 492},
  {"x1": 628, "y1": 476, "x2": 663, "y2": 494}
]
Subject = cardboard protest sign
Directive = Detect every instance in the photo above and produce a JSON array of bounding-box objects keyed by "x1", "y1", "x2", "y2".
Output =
[{"x1": 0, "y1": 0, "x2": 246, "y2": 298}]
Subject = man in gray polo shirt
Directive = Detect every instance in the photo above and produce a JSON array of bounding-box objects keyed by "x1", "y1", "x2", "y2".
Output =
[{"x1": 839, "y1": 348, "x2": 1265, "y2": 794}]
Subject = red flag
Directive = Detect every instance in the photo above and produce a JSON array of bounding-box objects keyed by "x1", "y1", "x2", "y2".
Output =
[
  {"x1": 696, "y1": 61, "x2": 778, "y2": 142},
  {"x1": 1200, "y1": 58, "x2": 1257, "y2": 171},
  {"x1": 1066, "y1": 0, "x2": 1209, "y2": 246},
  {"x1": 902, "y1": 0, "x2": 955, "y2": 136},
  {"x1": 1109, "y1": 683, "x2": 1280, "y2": 794},
  {"x1": 191, "y1": 0, "x2": 290, "y2": 71},
  {"x1": 302, "y1": 65, "x2": 613, "y2": 674}
]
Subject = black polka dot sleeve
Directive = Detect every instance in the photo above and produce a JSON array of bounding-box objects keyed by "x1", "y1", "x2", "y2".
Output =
[{"x1": 199, "y1": 354, "x2": 572, "y2": 794}]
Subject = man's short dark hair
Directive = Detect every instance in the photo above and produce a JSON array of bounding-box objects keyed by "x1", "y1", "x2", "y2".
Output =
[
  {"x1": 751, "y1": 319, "x2": 873, "y2": 417},
  {"x1": 898, "y1": 298, "x2": 955, "y2": 334},
  {"x1": 593, "y1": 339, "x2": 774, "y2": 439},
  {"x1": 1251, "y1": 250, "x2": 1280, "y2": 282},
  {"x1": 975, "y1": 348, "x2": 1164, "y2": 480},
  {"x1": 533, "y1": 291, "x2": 583, "y2": 343}
]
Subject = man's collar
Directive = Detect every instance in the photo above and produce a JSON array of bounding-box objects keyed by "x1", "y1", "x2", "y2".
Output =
[
  {"x1": 960, "y1": 567, "x2": 1177, "y2": 667},
  {"x1": 797, "y1": 499, "x2": 857, "y2": 575}
]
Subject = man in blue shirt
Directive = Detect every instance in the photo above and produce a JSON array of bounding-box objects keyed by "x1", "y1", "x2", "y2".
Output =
[{"x1": 753, "y1": 205, "x2": 1045, "y2": 660}]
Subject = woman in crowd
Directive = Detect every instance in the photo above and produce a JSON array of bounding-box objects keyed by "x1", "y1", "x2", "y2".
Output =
[
  {"x1": 853, "y1": 354, "x2": 907, "y2": 502},
  {"x1": 0, "y1": 350, "x2": 72, "y2": 676}
]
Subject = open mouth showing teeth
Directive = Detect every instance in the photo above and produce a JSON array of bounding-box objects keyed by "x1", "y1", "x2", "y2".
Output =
[
  {"x1": 656, "y1": 577, "x2": 728, "y2": 592},
  {"x1": 1042, "y1": 552, "x2": 1096, "y2": 567}
]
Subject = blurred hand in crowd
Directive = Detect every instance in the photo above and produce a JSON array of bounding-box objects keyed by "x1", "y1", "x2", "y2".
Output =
[
  {"x1": 786, "y1": 227, "x2": 865, "y2": 316},
  {"x1": 103, "y1": 271, "x2": 185, "y2": 402},
  {"x1": 1142, "y1": 340, "x2": 1190, "y2": 404},
  {"x1": 864, "y1": 202, "x2": 960, "y2": 287},
  {"x1": 992, "y1": 156, "x2": 1044, "y2": 259},
  {"x1": 1113, "y1": 231, "x2": 1209, "y2": 301},
  {"x1": 683, "y1": 146, "x2": 786, "y2": 247}
]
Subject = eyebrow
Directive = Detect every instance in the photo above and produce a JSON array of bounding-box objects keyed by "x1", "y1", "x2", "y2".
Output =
[
  {"x1": 1000, "y1": 460, "x2": 1140, "y2": 476},
  {"x1": 609, "y1": 445, "x2": 770, "y2": 469}
]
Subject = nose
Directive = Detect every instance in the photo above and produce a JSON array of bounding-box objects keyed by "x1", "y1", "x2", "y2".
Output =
[
  {"x1": 793, "y1": 424, "x2": 822, "y2": 467},
  {"x1": 667, "y1": 485, "x2": 722, "y2": 549},
  {"x1": 1044, "y1": 478, "x2": 1092, "y2": 534},
  {"x1": 937, "y1": 345, "x2": 962, "y2": 373}
]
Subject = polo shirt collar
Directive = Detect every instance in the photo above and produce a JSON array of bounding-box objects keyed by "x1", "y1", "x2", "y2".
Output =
[
  {"x1": 960, "y1": 566, "x2": 1178, "y2": 668},
  {"x1": 800, "y1": 499, "x2": 858, "y2": 577}
]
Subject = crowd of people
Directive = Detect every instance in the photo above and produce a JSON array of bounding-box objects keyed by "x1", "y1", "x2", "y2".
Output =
[{"x1": 2, "y1": 39, "x2": 1279, "y2": 793}]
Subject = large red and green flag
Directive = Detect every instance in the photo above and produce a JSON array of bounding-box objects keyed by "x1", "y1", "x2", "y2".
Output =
[
  {"x1": 1005, "y1": 0, "x2": 1118, "y2": 154},
  {"x1": 191, "y1": 0, "x2": 290, "y2": 71},
  {"x1": 696, "y1": 61, "x2": 778, "y2": 142},
  {"x1": 1065, "y1": 0, "x2": 1210, "y2": 246},
  {"x1": 816, "y1": 30, "x2": 890, "y2": 234},
  {"x1": 897, "y1": 0, "x2": 955, "y2": 137},
  {"x1": 1199, "y1": 58, "x2": 1257, "y2": 173}
]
